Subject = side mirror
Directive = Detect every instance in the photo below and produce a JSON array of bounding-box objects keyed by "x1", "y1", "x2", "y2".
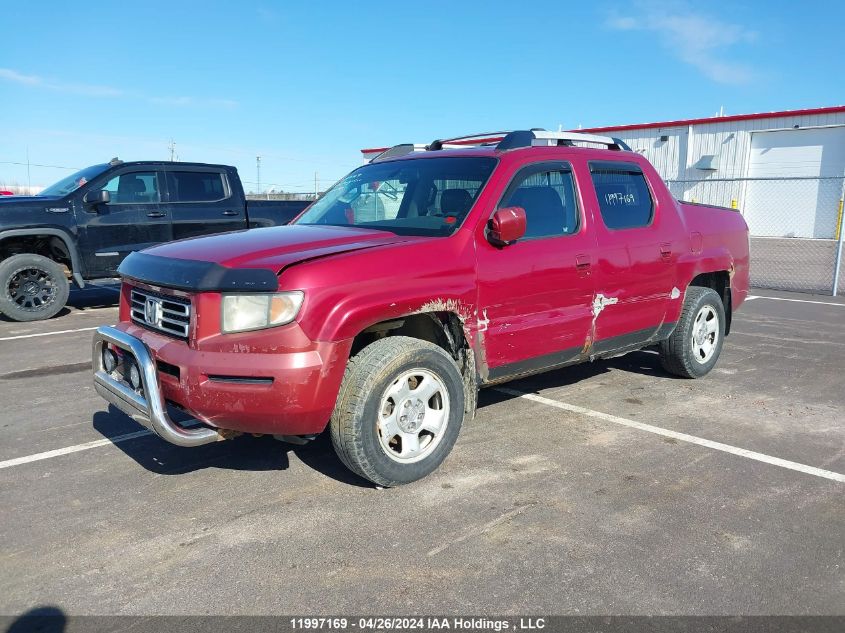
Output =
[
  {"x1": 83, "y1": 190, "x2": 110, "y2": 207},
  {"x1": 487, "y1": 206, "x2": 527, "y2": 246}
]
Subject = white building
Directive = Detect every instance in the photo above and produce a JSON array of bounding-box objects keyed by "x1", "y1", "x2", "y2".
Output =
[
  {"x1": 362, "y1": 106, "x2": 845, "y2": 240},
  {"x1": 579, "y1": 105, "x2": 845, "y2": 240}
]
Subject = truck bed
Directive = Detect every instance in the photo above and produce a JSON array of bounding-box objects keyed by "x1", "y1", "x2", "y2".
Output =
[{"x1": 245, "y1": 199, "x2": 311, "y2": 228}]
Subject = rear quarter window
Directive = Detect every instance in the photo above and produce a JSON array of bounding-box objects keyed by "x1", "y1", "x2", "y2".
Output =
[{"x1": 590, "y1": 164, "x2": 653, "y2": 230}]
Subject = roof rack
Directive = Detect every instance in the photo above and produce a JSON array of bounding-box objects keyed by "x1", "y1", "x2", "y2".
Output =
[
  {"x1": 369, "y1": 144, "x2": 428, "y2": 162},
  {"x1": 369, "y1": 129, "x2": 631, "y2": 162},
  {"x1": 427, "y1": 131, "x2": 511, "y2": 151},
  {"x1": 496, "y1": 130, "x2": 632, "y2": 151}
]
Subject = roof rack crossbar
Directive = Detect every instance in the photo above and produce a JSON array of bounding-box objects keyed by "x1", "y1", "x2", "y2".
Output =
[
  {"x1": 496, "y1": 130, "x2": 631, "y2": 151},
  {"x1": 428, "y1": 131, "x2": 511, "y2": 151}
]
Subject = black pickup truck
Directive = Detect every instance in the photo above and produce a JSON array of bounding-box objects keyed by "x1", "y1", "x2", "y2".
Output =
[{"x1": 0, "y1": 159, "x2": 310, "y2": 321}]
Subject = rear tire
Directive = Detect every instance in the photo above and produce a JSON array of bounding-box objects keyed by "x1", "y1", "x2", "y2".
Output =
[
  {"x1": 330, "y1": 336, "x2": 465, "y2": 487},
  {"x1": 659, "y1": 286, "x2": 725, "y2": 378},
  {"x1": 0, "y1": 253, "x2": 70, "y2": 322}
]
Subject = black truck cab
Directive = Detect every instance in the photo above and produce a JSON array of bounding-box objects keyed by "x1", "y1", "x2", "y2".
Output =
[{"x1": 0, "y1": 159, "x2": 309, "y2": 321}]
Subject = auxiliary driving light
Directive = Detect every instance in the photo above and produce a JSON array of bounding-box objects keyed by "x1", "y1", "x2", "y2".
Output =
[
  {"x1": 102, "y1": 348, "x2": 118, "y2": 374},
  {"x1": 127, "y1": 362, "x2": 142, "y2": 392}
]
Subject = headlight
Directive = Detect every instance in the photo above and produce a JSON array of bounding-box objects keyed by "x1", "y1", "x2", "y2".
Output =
[{"x1": 221, "y1": 292, "x2": 304, "y2": 333}]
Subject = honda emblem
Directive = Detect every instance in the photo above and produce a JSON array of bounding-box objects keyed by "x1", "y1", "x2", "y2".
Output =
[{"x1": 144, "y1": 297, "x2": 162, "y2": 327}]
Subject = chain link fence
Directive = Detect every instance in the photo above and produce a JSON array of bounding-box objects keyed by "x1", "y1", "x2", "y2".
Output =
[{"x1": 665, "y1": 177, "x2": 845, "y2": 295}]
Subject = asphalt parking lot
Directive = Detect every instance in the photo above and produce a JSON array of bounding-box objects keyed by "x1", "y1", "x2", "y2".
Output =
[{"x1": 1, "y1": 285, "x2": 843, "y2": 617}]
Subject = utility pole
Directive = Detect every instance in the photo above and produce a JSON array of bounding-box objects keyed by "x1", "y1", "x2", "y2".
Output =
[
  {"x1": 168, "y1": 139, "x2": 177, "y2": 162},
  {"x1": 26, "y1": 147, "x2": 31, "y2": 192},
  {"x1": 256, "y1": 156, "x2": 261, "y2": 194},
  {"x1": 314, "y1": 171, "x2": 318, "y2": 199}
]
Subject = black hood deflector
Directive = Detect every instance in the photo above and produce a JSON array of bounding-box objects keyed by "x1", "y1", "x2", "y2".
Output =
[{"x1": 118, "y1": 252, "x2": 278, "y2": 292}]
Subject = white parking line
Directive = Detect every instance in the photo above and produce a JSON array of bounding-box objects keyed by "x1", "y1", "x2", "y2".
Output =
[
  {"x1": 495, "y1": 388, "x2": 845, "y2": 483},
  {"x1": 0, "y1": 327, "x2": 100, "y2": 342},
  {"x1": 3, "y1": 388, "x2": 842, "y2": 481},
  {"x1": 747, "y1": 295, "x2": 845, "y2": 307},
  {"x1": 0, "y1": 430, "x2": 152, "y2": 470}
]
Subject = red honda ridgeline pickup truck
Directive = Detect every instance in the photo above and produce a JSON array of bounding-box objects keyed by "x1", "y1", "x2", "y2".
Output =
[{"x1": 92, "y1": 130, "x2": 750, "y2": 486}]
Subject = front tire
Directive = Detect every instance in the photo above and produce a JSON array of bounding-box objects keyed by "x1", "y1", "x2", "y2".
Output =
[
  {"x1": 659, "y1": 286, "x2": 725, "y2": 378},
  {"x1": 330, "y1": 336, "x2": 465, "y2": 487},
  {"x1": 0, "y1": 253, "x2": 70, "y2": 322}
]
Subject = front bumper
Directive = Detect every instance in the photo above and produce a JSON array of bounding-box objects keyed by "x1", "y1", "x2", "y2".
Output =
[
  {"x1": 92, "y1": 322, "x2": 352, "y2": 443},
  {"x1": 93, "y1": 326, "x2": 223, "y2": 447}
]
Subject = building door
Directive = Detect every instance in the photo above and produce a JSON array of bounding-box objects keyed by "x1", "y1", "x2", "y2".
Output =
[{"x1": 744, "y1": 127, "x2": 845, "y2": 238}]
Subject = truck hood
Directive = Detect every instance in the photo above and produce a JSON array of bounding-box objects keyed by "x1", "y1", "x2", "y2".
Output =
[
  {"x1": 142, "y1": 224, "x2": 423, "y2": 272},
  {"x1": 0, "y1": 195, "x2": 65, "y2": 210}
]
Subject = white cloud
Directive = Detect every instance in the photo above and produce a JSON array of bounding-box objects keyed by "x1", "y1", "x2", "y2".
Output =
[
  {"x1": 606, "y1": 15, "x2": 639, "y2": 30},
  {"x1": 605, "y1": 1, "x2": 758, "y2": 84},
  {"x1": 0, "y1": 67, "x2": 237, "y2": 108},
  {"x1": 0, "y1": 67, "x2": 124, "y2": 97},
  {"x1": 0, "y1": 68, "x2": 41, "y2": 85}
]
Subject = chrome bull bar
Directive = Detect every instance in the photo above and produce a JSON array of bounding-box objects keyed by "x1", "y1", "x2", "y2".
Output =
[{"x1": 92, "y1": 326, "x2": 223, "y2": 447}]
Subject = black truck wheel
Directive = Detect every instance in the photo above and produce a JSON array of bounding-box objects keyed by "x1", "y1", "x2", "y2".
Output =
[
  {"x1": 330, "y1": 336, "x2": 465, "y2": 487},
  {"x1": 658, "y1": 286, "x2": 725, "y2": 378},
  {"x1": 0, "y1": 254, "x2": 70, "y2": 322}
]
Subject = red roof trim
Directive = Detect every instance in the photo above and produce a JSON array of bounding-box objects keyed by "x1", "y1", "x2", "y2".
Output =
[
  {"x1": 579, "y1": 105, "x2": 845, "y2": 134},
  {"x1": 361, "y1": 106, "x2": 845, "y2": 154}
]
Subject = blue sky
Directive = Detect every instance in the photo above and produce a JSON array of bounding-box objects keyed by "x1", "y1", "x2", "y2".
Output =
[{"x1": 1, "y1": 0, "x2": 843, "y2": 192}]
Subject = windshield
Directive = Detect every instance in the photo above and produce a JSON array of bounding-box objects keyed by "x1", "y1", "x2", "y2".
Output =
[
  {"x1": 294, "y1": 157, "x2": 497, "y2": 236},
  {"x1": 39, "y1": 164, "x2": 111, "y2": 197}
]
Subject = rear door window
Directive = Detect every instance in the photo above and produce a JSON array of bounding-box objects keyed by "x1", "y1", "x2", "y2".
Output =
[
  {"x1": 167, "y1": 171, "x2": 228, "y2": 202},
  {"x1": 590, "y1": 163, "x2": 654, "y2": 229}
]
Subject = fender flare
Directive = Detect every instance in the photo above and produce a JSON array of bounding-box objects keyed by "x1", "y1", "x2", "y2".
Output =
[
  {"x1": 0, "y1": 228, "x2": 85, "y2": 287},
  {"x1": 676, "y1": 248, "x2": 735, "y2": 287}
]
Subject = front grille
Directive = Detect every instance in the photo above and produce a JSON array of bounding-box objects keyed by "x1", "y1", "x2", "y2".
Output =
[{"x1": 130, "y1": 287, "x2": 191, "y2": 339}]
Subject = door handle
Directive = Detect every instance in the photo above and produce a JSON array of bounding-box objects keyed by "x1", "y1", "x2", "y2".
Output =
[
  {"x1": 575, "y1": 254, "x2": 591, "y2": 276},
  {"x1": 222, "y1": 210, "x2": 240, "y2": 216},
  {"x1": 660, "y1": 243, "x2": 672, "y2": 260},
  {"x1": 146, "y1": 212, "x2": 165, "y2": 218}
]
